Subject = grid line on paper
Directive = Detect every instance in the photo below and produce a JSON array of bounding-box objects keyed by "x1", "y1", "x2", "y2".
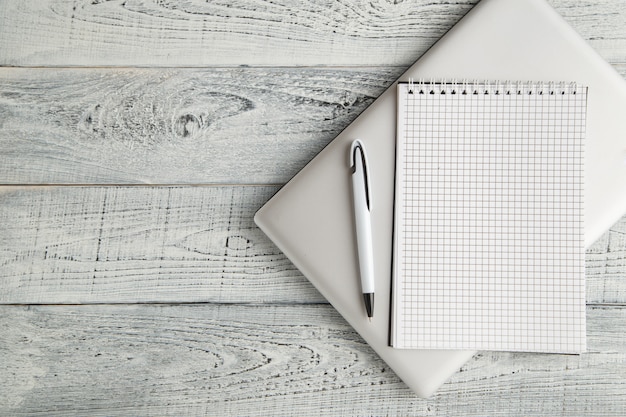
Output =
[{"x1": 393, "y1": 81, "x2": 587, "y2": 353}]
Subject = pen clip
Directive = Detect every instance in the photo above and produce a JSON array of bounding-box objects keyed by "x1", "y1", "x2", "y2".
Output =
[{"x1": 350, "y1": 140, "x2": 371, "y2": 211}]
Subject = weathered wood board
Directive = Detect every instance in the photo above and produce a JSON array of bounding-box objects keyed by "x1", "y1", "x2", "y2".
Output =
[
  {"x1": 0, "y1": 185, "x2": 624, "y2": 305},
  {"x1": 1, "y1": 304, "x2": 624, "y2": 416}
]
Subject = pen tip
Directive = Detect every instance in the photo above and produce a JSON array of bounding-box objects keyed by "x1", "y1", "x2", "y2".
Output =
[{"x1": 369, "y1": 317, "x2": 372, "y2": 323}]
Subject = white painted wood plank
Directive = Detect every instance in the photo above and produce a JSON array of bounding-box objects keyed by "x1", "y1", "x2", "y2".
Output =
[
  {"x1": 586, "y1": 214, "x2": 626, "y2": 304},
  {"x1": 0, "y1": 185, "x2": 322, "y2": 304},
  {"x1": 0, "y1": 304, "x2": 624, "y2": 416},
  {"x1": 2, "y1": 65, "x2": 626, "y2": 185},
  {"x1": 0, "y1": 0, "x2": 473, "y2": 67},
  {"x1": 0, "y1": 1, "x2": 624, "y2": 67},
  {"x1": 0, "y1": 185, "x2": 624, "y2": 305},
  {"x1": 0, "y1": 67, "x2": 397, "y2": 184}
]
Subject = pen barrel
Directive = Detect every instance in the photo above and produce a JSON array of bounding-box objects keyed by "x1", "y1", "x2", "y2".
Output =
[{"x1": 352, "y1": 170, "x2": 375, "y2": 294}]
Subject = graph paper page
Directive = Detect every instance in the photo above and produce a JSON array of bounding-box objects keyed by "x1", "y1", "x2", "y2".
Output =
[{"x1": 392, "y1": 81, "x2": 586, "y2": 353}]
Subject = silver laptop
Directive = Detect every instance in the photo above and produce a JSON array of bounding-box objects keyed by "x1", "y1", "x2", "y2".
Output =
[{"x1": 255, "y1": 0, "x2": 626, "y2": 397}]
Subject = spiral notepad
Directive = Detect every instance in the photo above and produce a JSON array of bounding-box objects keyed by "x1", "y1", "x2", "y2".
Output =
[{"x1": 391, "y1": 81, "x2": 587, "y2": 353}]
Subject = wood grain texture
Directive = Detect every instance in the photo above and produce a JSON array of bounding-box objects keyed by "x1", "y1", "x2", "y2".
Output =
[
  {"x1": 0, "y1": 0, "x2": 625, "y2": 67},
  {"x1": 2, "y1": 65, "x2": 626, "y2": 185},
  {"x1": 0, "y1": 185, "x2": 324, "y2": 304},
  {"x1": 0, "y1": 185, "x2": 624, "y2": 305},
  {"x1": 0, "y1": 67, "x2": 397, "y2": 184},
  {"x1": 0, "y1": 0, "x2": 473, "y2": 67},
  {"x1": 0, "y1": 304, "x2": 624, "y2": 417},
  {"x1": 586, "y1": 214, "x2": 626, "y2": 304}
]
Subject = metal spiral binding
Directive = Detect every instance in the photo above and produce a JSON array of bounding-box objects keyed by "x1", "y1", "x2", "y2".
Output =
[{"x1": 402, "y1": 80, "x2": 579, "y2": 96}]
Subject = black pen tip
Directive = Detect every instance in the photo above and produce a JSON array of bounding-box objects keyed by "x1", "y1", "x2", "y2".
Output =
[{"x1": 363, "y1": 293, "x2": 374, "y2": 320}]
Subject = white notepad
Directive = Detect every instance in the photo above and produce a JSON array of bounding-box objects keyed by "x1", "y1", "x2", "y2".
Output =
[{"x1": 392, "y1": 81, "x2": 587, "y2": 353}]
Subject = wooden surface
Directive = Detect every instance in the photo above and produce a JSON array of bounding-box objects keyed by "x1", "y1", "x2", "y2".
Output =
[{"x1": 0, "y1": 0, "x2": 625, "y2": 415}]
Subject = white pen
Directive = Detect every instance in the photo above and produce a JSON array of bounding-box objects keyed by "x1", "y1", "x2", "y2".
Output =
[{"x1": 350, "y1": 139, "x2": 375, "y2": 321}]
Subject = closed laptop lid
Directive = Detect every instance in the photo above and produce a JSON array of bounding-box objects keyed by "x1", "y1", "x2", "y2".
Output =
[{"x1": 255, "y1": 0, "x2": 626, "y2": 397}]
